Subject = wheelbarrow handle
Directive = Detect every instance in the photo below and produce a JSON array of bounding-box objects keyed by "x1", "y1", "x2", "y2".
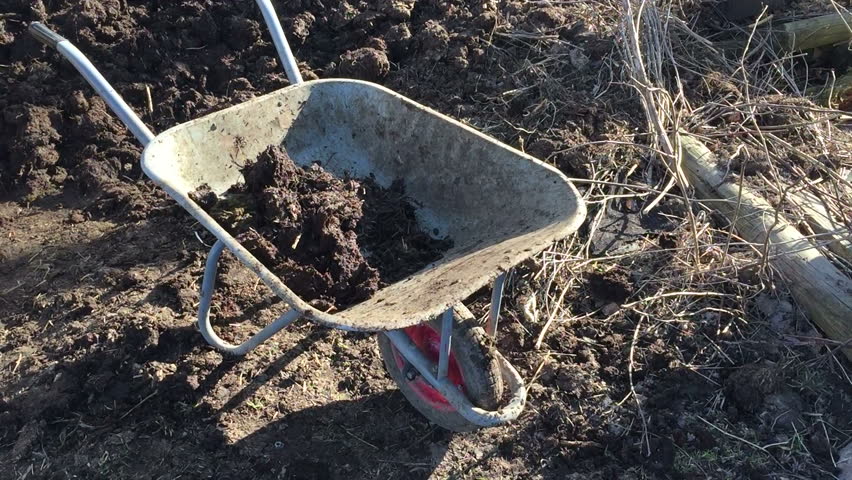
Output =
[
  {"x1": 255, "y1": 0, "x2": 303, "y2": 85},
  {"x1": 28, "y1": 22, "x2": 156, "y2": 146},
  {"x1": 29, "y1": 22, "x2": 65, "y2": 49}
]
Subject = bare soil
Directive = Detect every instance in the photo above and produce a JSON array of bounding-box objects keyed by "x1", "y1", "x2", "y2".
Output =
[{"x1": 1, "y1": 1, "x2": 850, "y2": 479}]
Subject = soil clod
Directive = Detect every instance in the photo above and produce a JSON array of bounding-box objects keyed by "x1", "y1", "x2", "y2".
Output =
[{"x1": 193, "y1": 145, "x2": 451, "y2": 310}]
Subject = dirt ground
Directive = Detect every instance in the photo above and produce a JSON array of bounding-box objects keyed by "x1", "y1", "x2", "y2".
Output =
[{"x1": 1, "y1": 1, "x2": 851, "y2": 479}]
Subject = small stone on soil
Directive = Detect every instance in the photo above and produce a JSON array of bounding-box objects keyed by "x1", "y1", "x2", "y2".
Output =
[{"x1": 68, "y1": 211, "x2": 86, "y2": 224}]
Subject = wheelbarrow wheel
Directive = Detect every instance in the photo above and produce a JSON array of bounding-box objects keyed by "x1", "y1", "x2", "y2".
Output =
[{"x1": 378, "y1": 305, "x2": 504, "y2": 432}]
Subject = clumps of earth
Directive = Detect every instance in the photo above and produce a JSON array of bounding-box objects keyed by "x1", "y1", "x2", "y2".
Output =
[
  {"x1": 337, "y1": 47, "x2": 390, "y2": 82},
  {"x1": 191, "y1": 145, "x2": 452, "y2": 311}
]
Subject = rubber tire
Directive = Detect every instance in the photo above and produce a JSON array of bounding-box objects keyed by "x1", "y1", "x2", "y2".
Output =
[{"x1": 378, "y1": 305, "x2": 504, "y2": 432}]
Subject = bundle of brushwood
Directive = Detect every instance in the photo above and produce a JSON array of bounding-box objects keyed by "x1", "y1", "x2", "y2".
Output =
[
  {"x1": 679, "y1": 135, "x2": 852, "y2": 361},
  {"x1": 619, "y1": 0, "x2": 852, "y2": 360}
]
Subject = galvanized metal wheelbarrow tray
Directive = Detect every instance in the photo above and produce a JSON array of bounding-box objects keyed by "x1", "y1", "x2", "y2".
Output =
[{"x1": 28, "y1": 0, "x2": 585, "y2": 429}]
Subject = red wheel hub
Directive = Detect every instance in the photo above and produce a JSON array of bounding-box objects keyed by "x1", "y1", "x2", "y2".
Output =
[{"x1": 391, "y1": 324, "x2": 466, "y2": 412}]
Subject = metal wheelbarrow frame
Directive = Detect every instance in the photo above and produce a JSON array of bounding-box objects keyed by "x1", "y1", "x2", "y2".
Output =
[{"x1": 28, "y1": 0, "x2": 585, "y2": 429}]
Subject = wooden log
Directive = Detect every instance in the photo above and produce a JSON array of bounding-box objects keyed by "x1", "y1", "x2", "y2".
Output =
[
  {"x1": 789, "y1": 191, "x2": 852, "y2": 267},
  {"x1": 679, "y1": 134, "x2": 852, "y2": 360},
  {"x1": 779, "y1": 12, "x2": 852, "y2": 51}
]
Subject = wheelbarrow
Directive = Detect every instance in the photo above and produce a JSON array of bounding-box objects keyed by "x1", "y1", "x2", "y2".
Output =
[{"x1": 28, "y1": 0, "x2": 585, "y2": 432}]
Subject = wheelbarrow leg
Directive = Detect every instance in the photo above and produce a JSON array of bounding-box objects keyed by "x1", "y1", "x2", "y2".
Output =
[
  {"x1": 437, "y1": 308, "x2": 454, "y2": 379},
  {"x1": 198, "y1": 240, "x2": 299, "y2": 355},
  {"x1": 485, "y1": 272, "x2": 508, "y2": 338}
]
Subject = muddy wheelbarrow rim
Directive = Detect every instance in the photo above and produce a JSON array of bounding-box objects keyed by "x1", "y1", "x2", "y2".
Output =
[{"x1": 141, "y1": 78, "x2": 585, "y2": 332}]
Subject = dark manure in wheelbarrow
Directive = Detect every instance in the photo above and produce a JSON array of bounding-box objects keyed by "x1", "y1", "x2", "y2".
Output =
[{"x1": 191, "y1": 145, "x2": 452, "y2": 311}]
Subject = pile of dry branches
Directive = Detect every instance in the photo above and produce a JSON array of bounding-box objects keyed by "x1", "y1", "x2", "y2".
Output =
[{"x1": 497, "y1": 0, "x2": 851, "y2": 471}]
